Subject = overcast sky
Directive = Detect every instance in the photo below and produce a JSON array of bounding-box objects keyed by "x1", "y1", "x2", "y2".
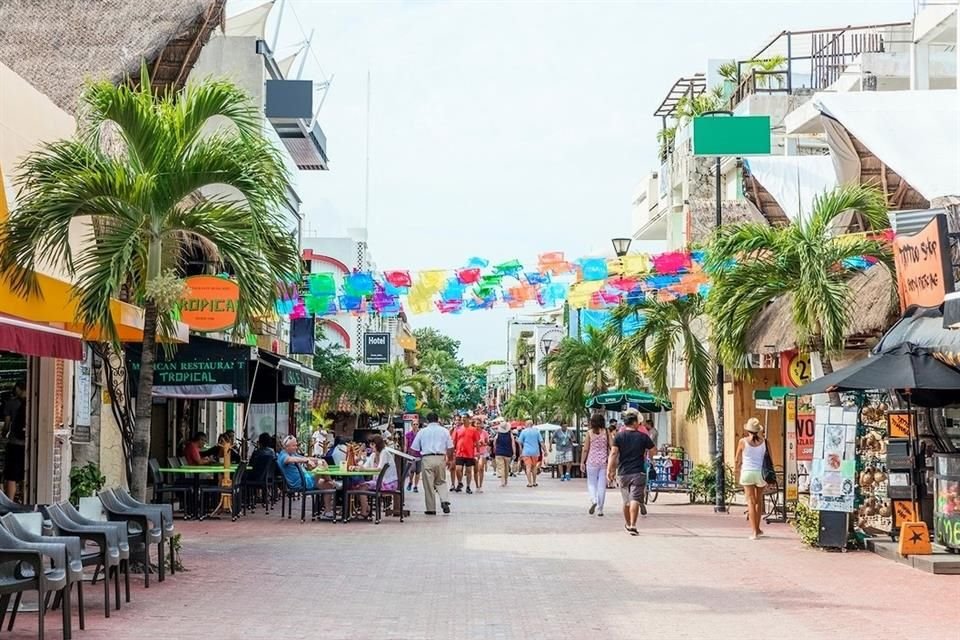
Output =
[{"x1": 241, "y1": 0, "x2": 912, "y2": 364}]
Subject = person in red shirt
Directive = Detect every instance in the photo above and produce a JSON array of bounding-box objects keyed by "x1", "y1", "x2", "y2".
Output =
[
  {"x1": 183, "y1": 432, "x2": 214, "y2": 466},
  {"x1": 452, "y1": 416, "x2": 481, "y2": 494}
]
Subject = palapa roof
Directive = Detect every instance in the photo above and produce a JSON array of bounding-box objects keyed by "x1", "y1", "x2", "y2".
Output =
[
  {"x1": 745, "y1": 265, "x2": 898, "y2": 355},
  {"x1": 0, "y1": 0, "x2": 226, "y2": 114}
]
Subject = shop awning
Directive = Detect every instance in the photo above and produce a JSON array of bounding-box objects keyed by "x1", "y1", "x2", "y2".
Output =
[
  {"x1": 0, "y1": 271, "x2": 189, "y2": 344},
  {"x1": 0, "y1": 161, "x2": 188, "y2": 344},
  {"x1": 254, "y1": 349, "x2": 321, "y2": 392},
  {"x1": 0, "y1": 314, "x2": 83, "y2": 360}
]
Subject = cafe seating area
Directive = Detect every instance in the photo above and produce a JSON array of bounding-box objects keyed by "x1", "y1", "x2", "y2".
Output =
[
  {"x1": 149, "y1": 451, "x2": 414, "y2": 525},
  {"x1": 0, "y1": 488, "x2": 177, "y2": 640}
]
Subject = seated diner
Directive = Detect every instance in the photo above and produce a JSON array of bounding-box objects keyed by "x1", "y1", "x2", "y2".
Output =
[
  {"x1": 277, "y1": 435, "x2": 337, "y2": 520},
  {"x1": 353, "y1": 435, "x2": 398, "y2": 518}
]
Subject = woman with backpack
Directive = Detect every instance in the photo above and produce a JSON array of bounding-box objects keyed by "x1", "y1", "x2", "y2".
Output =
[{"x1": 580, "y1": 413, "x2": 611, "y2": 516}]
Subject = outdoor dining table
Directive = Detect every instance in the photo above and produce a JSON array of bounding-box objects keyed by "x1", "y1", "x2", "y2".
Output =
[
  {"x1": 156, "y1": 465, "x2": 238, "y2": 519},
  {"x1": 310, "y1": 467, "x2": 380, "y2": 522}
]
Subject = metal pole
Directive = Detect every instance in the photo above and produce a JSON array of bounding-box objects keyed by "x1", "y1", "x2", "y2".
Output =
[{"x1": 715, "y1": 155, "x2": 727, "y2": 513}]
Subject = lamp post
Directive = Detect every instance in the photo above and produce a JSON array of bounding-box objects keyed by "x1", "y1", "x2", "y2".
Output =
[{"x1": 611, "y1": 237, "x2": 632, "y2": 257}]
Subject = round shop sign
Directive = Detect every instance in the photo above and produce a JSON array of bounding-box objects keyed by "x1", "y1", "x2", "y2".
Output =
[
  {"x1": 784, "y1": 351, "x2": 811, "y2": 387},
  {"x1": 178, "y1": 275, "x2": 240, "y2": 332}
]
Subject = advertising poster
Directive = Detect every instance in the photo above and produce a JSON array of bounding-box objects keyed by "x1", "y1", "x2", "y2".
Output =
[{"x1": 809, "y1": 408, "x2": 857, "y2": 513}]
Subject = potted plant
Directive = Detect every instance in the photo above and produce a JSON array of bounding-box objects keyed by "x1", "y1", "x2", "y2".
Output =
[{"x1": 69, "y1": 461, "x2": 106, "y2": 506}]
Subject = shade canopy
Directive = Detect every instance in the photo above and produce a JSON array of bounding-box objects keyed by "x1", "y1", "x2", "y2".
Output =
[
  {"x1": 0, "y1": 315, "x2": 83, "y2": 360},
  {"x1": 585, "y1": 389, "x2": 672, "y2": 412},
  {"x1": 792, "y1": 344, "x2": 960, "y2": 396}
]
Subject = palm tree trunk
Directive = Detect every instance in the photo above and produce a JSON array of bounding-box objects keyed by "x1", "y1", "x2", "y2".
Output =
[
  {"x1": 130, "y1": 299, "x2": 159, "y2": 501},
  {"x1": 703, "y1": 398, "x2": 718, "y2": 461},
  {"x1": 809, "y1": 334, "x2": 841, "y2": 406}
]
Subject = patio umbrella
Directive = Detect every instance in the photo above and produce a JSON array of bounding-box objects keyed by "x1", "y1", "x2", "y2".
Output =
[
  {"x1": 792, "y1": 344, "x2": 960, "y2": 396},
  {"x1": 585, "y1": 389, "x2": 672, "y2": 412}
]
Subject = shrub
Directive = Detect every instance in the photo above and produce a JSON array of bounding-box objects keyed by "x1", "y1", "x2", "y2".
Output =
[
  {"x1": 69, "y1": 462, "x2": 105, "y2": 506},
  {"x1": 792, "y1": 501, "x2": 820, "y2": 546},
  {"x1": 688, "y1": 462, "x2": 736, "y2": 504}
]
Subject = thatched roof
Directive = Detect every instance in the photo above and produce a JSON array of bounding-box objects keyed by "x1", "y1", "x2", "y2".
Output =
[
  {"x1": 688, "y1": 198, "x2": 767, "y2": 244},
  {"x1": 0, "y1": 0, "x2": 226, "y2": 113},
  {"x1": 745, "y1": 265, "x2": 898, "y2": 355}
]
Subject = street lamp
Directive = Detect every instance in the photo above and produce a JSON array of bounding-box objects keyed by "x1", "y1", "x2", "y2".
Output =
[{"x1": 611, "y1": 237, "x2": 632, "y2": 257}]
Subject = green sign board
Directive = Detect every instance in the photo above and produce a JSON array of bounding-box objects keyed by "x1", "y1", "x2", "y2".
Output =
[{"x1": 692, "y1": 115, "x2": 771, "y2": 156}]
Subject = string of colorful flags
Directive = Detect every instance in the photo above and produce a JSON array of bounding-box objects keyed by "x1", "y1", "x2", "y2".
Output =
[{"x1": 273, "y1": 249, "x2": 881, "y2": 318}]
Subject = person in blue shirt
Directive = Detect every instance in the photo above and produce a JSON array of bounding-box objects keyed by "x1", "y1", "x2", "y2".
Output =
[
  {"x1": 277, "y1": 435, "x2": 336, "y2": 519},
  {"x1": 517, "y1": 420, "x2": 545, "y2": 488}
]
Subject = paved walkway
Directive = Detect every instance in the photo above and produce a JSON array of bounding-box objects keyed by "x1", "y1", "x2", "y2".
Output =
[{"x1": 8, "y1": 476, "x2": 958, "y2": 639}]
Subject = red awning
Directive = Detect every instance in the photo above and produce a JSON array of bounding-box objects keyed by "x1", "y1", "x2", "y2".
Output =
[{"x1": 0, "y1": 315, "x2": 83, "y2": 360}]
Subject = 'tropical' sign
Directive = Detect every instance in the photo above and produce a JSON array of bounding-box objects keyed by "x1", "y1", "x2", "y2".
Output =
[{"x1": 179, "y1": 275, "x2": 240, "y2": 332}]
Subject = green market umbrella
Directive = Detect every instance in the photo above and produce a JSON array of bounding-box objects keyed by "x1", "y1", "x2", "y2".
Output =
[{"x1": 585, "y1": 389, "x2": 672, "y2": 412}]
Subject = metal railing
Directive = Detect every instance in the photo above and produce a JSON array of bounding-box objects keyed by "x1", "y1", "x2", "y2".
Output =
[{"x1": 728, "y1": 22, "x2": 910, "y2": 110}]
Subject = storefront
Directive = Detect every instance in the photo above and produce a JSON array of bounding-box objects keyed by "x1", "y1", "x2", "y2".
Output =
[{"x1": 124, "y1": 336, "x2": 320, "y2": 460}]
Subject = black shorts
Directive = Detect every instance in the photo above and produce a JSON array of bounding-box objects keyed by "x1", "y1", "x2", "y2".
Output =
[{"x1": 455, "y1": 457, "x2": 476, "y2": 467}]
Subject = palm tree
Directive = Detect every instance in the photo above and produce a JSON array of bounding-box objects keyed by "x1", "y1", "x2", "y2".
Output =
[
  {"x1": 610, "y1": 295, "x2": 718, "y2": 458},
  {"x1": 335, "y1": 369, "x2": 389, "y2": 427},
  {"x1": 501, "y1": 390, "x2": 536, "y2": 421},
  {"x1": 705, "y1": 185, "x2": 891, "y2": 392},
  {"x1": 0, "y1": 72, "x2": 299, "y2": 500},
  {"x1": 375, "y1": 360, "x2": 431, "y2": 423}
]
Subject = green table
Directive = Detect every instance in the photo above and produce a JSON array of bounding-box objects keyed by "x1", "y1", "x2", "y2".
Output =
[
  {"x1": 310, "y1": 468, "x2": 379, "y2": 478},
  {"x1": 156, "y1": 466, "x2": 238, "y2": 518},
  {"x1": 310, "y1": 468, "x2": 380, "y2": 522},
  {"x1": 156, "y1": 466, "x2": 237, "y2": 474}
]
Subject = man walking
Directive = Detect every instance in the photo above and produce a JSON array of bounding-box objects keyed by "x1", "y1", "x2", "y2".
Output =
[
  {"x1": 517, "y1": 419, "x2": 545, "y2": 488},
  {"x1": 606, "y1": 409, "x2": 655, "y2": 535},
  {"x1": 552, "y1": 424, "x2": 575, "y2": 481},
  {"x1": 410, "y1": 412, "x2": 454, "y2": 515},
  {"x1": 452, "y1": 415, "x2": 481, "y2": 494}
]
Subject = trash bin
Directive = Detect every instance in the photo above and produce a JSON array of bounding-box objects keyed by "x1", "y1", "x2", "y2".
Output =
[{"x1": 933, "y1": 453, "x2": 960, "y2": 552}]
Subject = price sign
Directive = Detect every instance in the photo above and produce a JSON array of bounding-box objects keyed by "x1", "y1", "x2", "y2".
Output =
[{"x1": 780, "y1": 350, "x2": 811, "y2": 388}]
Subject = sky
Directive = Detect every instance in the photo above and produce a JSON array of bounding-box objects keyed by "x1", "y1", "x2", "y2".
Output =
[{"x1": 238, "y1": 0, "x2": 913, "y2": 364}]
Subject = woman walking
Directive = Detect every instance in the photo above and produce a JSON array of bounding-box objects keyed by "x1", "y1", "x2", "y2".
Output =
[
  {"x1": 580, "y1": 413, "x2": 611, "y2": 516},
  {"x1": 735, "y1": 417, "x2": 767, "y2": 539},
  {"x1": 474, "y1": 418, "x2": 490, "y2": 493}
]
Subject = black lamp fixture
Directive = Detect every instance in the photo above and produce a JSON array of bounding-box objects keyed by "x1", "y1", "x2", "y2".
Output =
[{"x1": 611, "y1": 237, "x2": 632, "y2": 257}]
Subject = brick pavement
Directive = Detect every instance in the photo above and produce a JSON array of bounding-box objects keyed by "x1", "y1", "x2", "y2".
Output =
[{"x1": 5, "y1": 476, "x2": 957, "y2": 639}]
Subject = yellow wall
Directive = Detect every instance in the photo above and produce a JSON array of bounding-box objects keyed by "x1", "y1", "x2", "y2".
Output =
[
  {"x1": 670, "y1": 368, "x2": 785, "y2": 469},
  {"x1": 0, "y1": 62, "x2": 93, "y2": 282}
]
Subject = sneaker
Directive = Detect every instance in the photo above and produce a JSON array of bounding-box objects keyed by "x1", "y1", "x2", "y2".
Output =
[
  {"x1": 320, "y1": 512, "x2": 335, "y2": 521},
  {"x1": 465, "y1": 487, "x2": 473, "y2": 495},
  {"x1": 640, "y1": 502, "x2": 647, "y2": 516},
  {"x1": 406, "y1": 483, "x2": 412, "y2": 491},
  {"x1": 424, "y1": 510, "x2": 437, "y2": 515},
  {"x1": 589, "y1": 503, "x2": 597, "y2": 515},
  {"x1": 749, "y1": 534, "x2": 758, "y2": 540},
  {"x1": 412, "y1": 487, "x2": 419, "y2": 493},
  {"x1": 597, "y1": 509, "x2": 604, "y2": 517},
  {"x1": 563, "y1": 473, "x2": 571, "y2": 481},
  {"x1": 455, "y1": 483, "x2": 464, "y2": 492},
  {"x1": 441, "y1": 502, "x2": 451, "y2": 514},
  {"x1": 629, "y1": 527, "x2": 639, "y2": 536}
]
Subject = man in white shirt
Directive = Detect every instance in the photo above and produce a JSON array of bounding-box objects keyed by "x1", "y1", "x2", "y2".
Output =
[{"x1": 411, "y1": 412, "x2": 454, "y2": 515}]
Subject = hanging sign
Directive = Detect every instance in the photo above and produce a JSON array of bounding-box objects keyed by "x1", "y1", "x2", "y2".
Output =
[
  {"x1": 892, "y1": 214, "x2": 954, "y2": 311},
  {"x1": 363, "y1": 332, "x2": 391, "y2": 366},
  {"x1": 780, "y1": 350, "x2": 811, "y2": 388},
  {"x1": 179, "y1": 275, "x2": 240, "y2": 332}
]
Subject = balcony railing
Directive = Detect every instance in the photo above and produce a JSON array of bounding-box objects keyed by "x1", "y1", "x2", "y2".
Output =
[{"x1": 727, "y1": 22, "x2": 910, "y2": 110}]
